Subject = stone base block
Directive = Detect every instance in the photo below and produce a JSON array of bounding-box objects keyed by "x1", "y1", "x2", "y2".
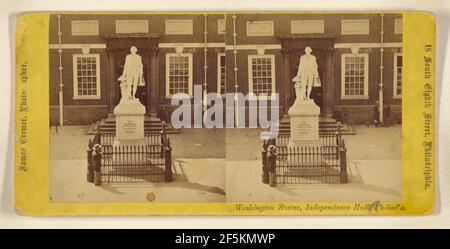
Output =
[{"x1": 114, "y1": 99, "x2": 146, "y2": 141}]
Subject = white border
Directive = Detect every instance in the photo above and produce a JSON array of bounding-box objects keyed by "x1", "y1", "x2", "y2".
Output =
[{"x1": 2, "y1": 0, "x2": 449, "y2": 229}]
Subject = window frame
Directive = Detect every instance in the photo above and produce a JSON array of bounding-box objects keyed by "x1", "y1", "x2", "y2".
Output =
[
  {"x1": 247, "y1": 54, "x2": 276, "y2": 100},
  {"x1": 216, "y1": 53, "x2": 226, "y2": 97},
  {"x1": 165, "y1": 53, "x2": 193, "y2": 98},
  {"x1": 393, "y1": 52, "x2": 402, "y2": 99},
  {"x1": 72, "y1": 54, "x2": 101, "y2": 100},
  {"x1": 340, "y1": 53, "x2": 369, "y2": 100}
]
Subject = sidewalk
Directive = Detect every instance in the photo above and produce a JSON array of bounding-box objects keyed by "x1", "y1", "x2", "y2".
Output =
[
  {"x1": 49, "y1": 126, "x2": 225, "y2": 203},
  {"x1": 225, "y1": 125, "x2": 402, "y2": 202}
]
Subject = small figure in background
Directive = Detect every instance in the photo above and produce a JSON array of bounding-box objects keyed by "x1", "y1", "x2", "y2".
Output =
[
  {"x1": 158, "y1": 106, "x2": 170, "y2": 127},
  {"x1": 92, "y1": 144, "x2": 102, "y2": 186},
  {"x1": 333, "y1": 107, "x2": 345, "y2": 125},
  {"x1": 373, "y1": 101, "x2": 381, "y2": 127},
  {"x1": 384, "y1": 104, "x2": 391, "y2": 127},
  {"x1": 267, "y1": 145, "x2": 277, "y2": 187}
]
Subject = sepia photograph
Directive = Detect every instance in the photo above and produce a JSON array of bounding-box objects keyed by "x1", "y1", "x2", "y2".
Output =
[
  {"x1": 48, "y1": 13, "x2": 227, "y2": 203},
  {"x1": 48, "y1": 12, "x2": 402, "y2": 203},
  {"x1": 224, "y1": 13, "x2": 402, "y2": 202}
]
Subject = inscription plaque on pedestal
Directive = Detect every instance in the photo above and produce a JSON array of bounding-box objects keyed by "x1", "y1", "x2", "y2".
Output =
[
  {"x1": 113, "y1": 98, "x2": 145, "y2": 145},
  {"x1": 288, "y1": 99, "x2": 320, "y2": 144}
]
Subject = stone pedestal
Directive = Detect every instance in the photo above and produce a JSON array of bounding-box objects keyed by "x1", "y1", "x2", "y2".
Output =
[
  {"x1": 288, "y1": 99, "x2": 321, "y2": 164},
  {"x1": 113, "y1": 99, "x2": 146, "y2": 147}
]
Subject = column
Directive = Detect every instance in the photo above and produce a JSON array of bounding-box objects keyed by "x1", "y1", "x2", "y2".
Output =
[
  {"x1": 282, "y1": 48, "x2": 291, "y2": 115},
  {"x1": 148, "y1": 47, "x2": 159, "y2": 117},
  {"x1": 106, "y1": 48, "x2": 116, "y2": 113},
  {"x1": 323, "y1": 47, "x2": 335, "y2": 117}
]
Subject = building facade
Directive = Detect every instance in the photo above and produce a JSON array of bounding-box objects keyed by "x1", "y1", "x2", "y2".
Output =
[
  {"x1": 224, "y1": 13, "x2": 402, "y2": 124},
  {"x1": 49, "y1": 14, "x2": 226, "y2": 125},
  {"x1": 49, "y1": 13, "x2": 402, "y2": 126}
]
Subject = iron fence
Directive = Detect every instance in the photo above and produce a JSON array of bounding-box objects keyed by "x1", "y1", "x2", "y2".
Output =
[
  {"x1": 87, "y1": 126, "x2": 172, "y2": 185},
  {"x1": 262, "y1": 126, "x2": 348, "y2": 185}
]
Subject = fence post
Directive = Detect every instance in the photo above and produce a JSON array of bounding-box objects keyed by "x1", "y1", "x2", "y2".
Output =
[
  {"x1": 160, "y1": 123, "x2": 166, "y2": 158},
  {"x1": 267, "y1": 145, "x2": 277, "y2": 187},
  {"x1": 93, "y1": 144, "x2": 102, "y2": 186},
  {"x1": 87, "y1": 138, "x2": 94, "y2": 183},
  {"x1": 164, "y1": 138, "x2": 173, "y2": 182},
  {"x1": 261, "y1": 140, "x2": 269, "y2": 184},
  {"x1": 339, "y1": 139, "x2": 348, "y2": 183}
]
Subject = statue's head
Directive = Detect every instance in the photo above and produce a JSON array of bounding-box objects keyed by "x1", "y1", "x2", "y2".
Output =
[
  {"x1": 130, "y1": 46, "x2": 138, "y2": 53},
  {"x1": 305, "y1": 46, "x2": 312, "y2": 54}
]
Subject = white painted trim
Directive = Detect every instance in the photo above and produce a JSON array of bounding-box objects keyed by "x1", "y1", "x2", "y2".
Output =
[
  {"x1": 340, "y1": 53, "x2": 369, "y2": 100},
  {"x1": 225, "y1": 44, "x2": 282, "y2": 50},
  {"x1": 71, "y1": 20, "x2": 99, "y2": 36},
  {"x1": 341, "y1": 19, "x2": 370, "y2": 35},
  {"x1": 72, "y1": 54, "x2": 101, "y2": 100},
  {"x1": 165, "y1": 53, "x2": 193, "y2": 98},
  {"x1": 217, "y1": 19, "x2": 225, "y2": 34},
  {"x1": 217, "y1": 53, "x2": 226, "y2": 96},
  {"x1": 115, "y1": 20, "x2": 149, "y2": 34},
  {"x1": 393, "y1": 52, "x2": 402, "y2": 99},
  {"x1": 165, "y1": 19, "x2": 194, "y2": 35},
  {"x1": 394, "y1": 18, "x2": 403, "y2": 34},
  {"x1": 291, "y1": 20, "x2": 324, "y2": 34},
  {"x1": 334, "y1": 42, "x2": 402, "y2": 49},
  {"x1": 159, "y1": 42, "x2": 225, "y2": 48},
  {"x1": 248, "y1": 54, "x2": 276, "y2": 100},
  {"x1": 49, "y1": 44, "x2": 107, "y2": 49},
  {"x1": 49, "y1": 42, "x2": 402, "y2": 50},
  {"x1": 246, "y1": 21, "x2": 274, "y2": 37}
]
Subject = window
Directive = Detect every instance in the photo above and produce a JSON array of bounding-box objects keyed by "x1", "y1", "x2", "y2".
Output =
[
  {"x1": 341, "y1": 53, "x2": 369, "y2": 99},
  {"x1": 165, "y1": 53, "x2": 193, "y2": 97},
  {"x1": 394, "y1": 18, "x2": 403, "y2": 34},
  {"x1": 341, "y1": 19, "x2": 370, "y2": 35},
  {"x1": 217, "y1": 19, "x2": 225, "y2": 34},
  {"x1": 394, "y1": 53, "x2": 402, "y2": 98},
  {"x1": 71, "y1": 20, "x2": 98, "y2": 36},
  {"x1": 291, "y1": 20, "x2": 324, "y2": 34},
  {"x1": 165, "y1": 20, "x2": 193, "y2": 35},
  {"x1": 217, "y1": 53, "x2": 226, "y2": 95},
  {"x1": 73, "y1": 54, "x2": 100, "y2": 99},
  {"x1": 116, "y1": 20, "x2": 148, "y2": 33},
  {"x1": 246, "y1": 21, "x2": 274, "y2": 36},
  {"x1": 248, "y1": 55, "x2": 275, "y2": 98}
]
